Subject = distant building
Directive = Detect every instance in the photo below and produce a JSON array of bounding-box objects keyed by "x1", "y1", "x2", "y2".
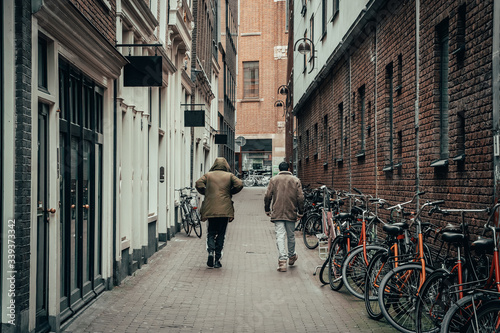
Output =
[{"x1": 235, "y1": 0, "x2": 289, "y2": 176}]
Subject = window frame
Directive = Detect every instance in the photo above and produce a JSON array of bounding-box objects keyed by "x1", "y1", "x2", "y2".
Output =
[
  {"x1": 243, "y1": 61, "x2": 259, "y2": 99},
  {"x1": 331, "y1": 0, "x2": 339, "y2": 22}
]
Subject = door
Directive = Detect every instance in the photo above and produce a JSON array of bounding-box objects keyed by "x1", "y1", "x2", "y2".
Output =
[
  {"x1": 59, "y1": 59, "x2": 104, "y2": 321},
  {"x1": 36, "y1": 103, "x2": 50, "y2": 332}
]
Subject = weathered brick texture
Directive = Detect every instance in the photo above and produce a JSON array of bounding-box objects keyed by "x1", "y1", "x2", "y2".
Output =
[
  {"x1": 295, "y1": 0, "x2": 494, "y2": 230},
  {"x1": 70, "y1": 0, "x2": 116, "y2": 44}
]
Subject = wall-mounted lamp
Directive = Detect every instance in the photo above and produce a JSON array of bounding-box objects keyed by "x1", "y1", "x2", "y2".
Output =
[
  {"x1": 274, "y1": 100, "x2": 284, "y2": 108},
  {"x1": 293, "y1": 37, "x2": 316, "y2": 74},
  {"x1": 277, "y1": 85, "x2": 289, "y2": 96},
  {"x1": 274, "y1": 100, "x2": 287, "y2": 117}
]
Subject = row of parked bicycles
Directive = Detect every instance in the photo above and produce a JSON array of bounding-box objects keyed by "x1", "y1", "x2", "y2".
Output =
[{"x1": 297, "y1": 185, "x2": 500, "y2": 333}]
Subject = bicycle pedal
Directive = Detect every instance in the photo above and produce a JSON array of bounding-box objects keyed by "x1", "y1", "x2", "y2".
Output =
[{"x1": 313, "y1": 272, "x2": 316, "y2": 276}]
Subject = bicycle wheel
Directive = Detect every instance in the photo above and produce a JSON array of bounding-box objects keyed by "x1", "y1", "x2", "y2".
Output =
[
  {"x1": 364, "y1": 249, "x2": 393, "y2": 320},
  {"x1": 441, "y1": 293, "x2": 490, "y2": 333},
  {"x1": 415, "y1": 270, "x2": 458, "y2": 333},
  {"x1": 328, "y1": 237, "x2": 346, "y2": 291},
  {"x1": 303, "y1": 213, "x2": 321, "y2": 249},
  {"x1": 191, "y1": 209, "x2": 202, "y2": 238},
  {"x1": 378, "y1": 263, "x2": 434, "y2": 333},
  {"x1": 465, "y1": 300, "x2": 500, "y2": 333},
  {"x1": 342, "y1": 244, "x2": 385, "y2": 300},
  {"x1": 243, "y1": 178, "x2": 254, "y2": 187},
  {"x1": 319, "y1": 257, "x2": 330, "y2": 285},
  {"x1": 182, "y1": 207, "x2": 192, "y2": 235}
]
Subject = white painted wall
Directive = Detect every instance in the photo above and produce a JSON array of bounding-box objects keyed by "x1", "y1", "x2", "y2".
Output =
[{"x1": 293, "y1": 0, "x2": 369, "y2": 107}]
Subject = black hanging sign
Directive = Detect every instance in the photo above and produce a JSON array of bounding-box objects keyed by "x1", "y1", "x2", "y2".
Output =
[
  {"x1": 184, "y1": 110, "x2": 205, "y2": 127},
  {"x1": 215, "y1": 134, "x2": 228, "y2": 144},
  {"x1": 123, "y1": 56, "x2": 162, "y2": 86}
]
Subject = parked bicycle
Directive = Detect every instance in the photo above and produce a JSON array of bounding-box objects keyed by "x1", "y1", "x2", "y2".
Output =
[
  {"x1": 176, "y1": 187, "x2": 202, "y2": 238},
  {"x1": 243, "y1": 170, "x2": 271, "y2": 187}
]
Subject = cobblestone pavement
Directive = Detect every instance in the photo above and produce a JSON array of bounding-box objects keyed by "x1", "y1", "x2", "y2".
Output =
[{"x1": 63, "y1": 187, "x2": 397, "y2": 333}]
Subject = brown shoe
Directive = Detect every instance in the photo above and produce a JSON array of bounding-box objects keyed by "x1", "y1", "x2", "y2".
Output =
[
  {"x1": 277, "y1": 259, "x2": 287, "y2": 272},
  {"x1": 288, "y1": 254, "x2": 298, "y2": 266}
]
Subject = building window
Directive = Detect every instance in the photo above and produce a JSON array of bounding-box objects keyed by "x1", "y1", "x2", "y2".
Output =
[
  {"x1": 314, "y1": 123, "x2": 318, "y2": 156},
  {"x1": 438, "y1": 20, "x2": 450, "y2": 161},
  {"x1": 358, "y1": 86, "x2": 366, "y2": 155},
  {"x1": 321, "y1": 0, "x2": 327, "y2": 38},
  {"x1": 243, "y1": 61, "x2": 259, "y2": 98},
  {"x1": 385, "y1": 63, "x2": 394, "y2": 170},
  {"x1": 456, "y1": 4, "x2": 466, "y2": 65},
  {"x1": 38, "y1": 36, "x2": 48, "y2": 91},
  {"x1": 332, "y1": 0, "x2": 339, "y2": 20},
  {"x1": 338, "y1": 103, "x2": 343, "y2": 161}
]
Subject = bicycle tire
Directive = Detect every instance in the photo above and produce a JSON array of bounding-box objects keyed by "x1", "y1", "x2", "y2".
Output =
[
  {"x1": 378, "y1": 263, "x2": 434, "y2": 333},
  {"x1": 415, "y1": 270, "x2": 458, "y2": 333},
  {"x1": 319, "y1": 257, "x2": 330, "y2": 285},
  {"x1": 465, "y1": 299, "x2": 500, "y2": 333},
  {"x1": 328, "y1": 237, "x2": 346, "y2": 291},
  {"x1": 303, "y1": 213, "x2": 321, "y2": 250},
  {"x1": 342, "y1": 244, "x2": 385, "y2": 300},
  {"x1": 364, "y1": 249, "x2": 393, "y2": 320},
  {"x1": 243, "y1": 178, "x2": 254, "y2": 187},
  {"x1": 191, "y1": 209, "x2": 202, "y2": 238},
  {"x1": 441, "y1": 292, "x2": 491, "y2": 333},
  {"x1": 182, "y1": 206, "x2": 192, "y2": 236}
]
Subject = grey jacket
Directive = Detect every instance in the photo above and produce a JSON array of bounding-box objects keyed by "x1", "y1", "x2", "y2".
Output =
[{"x1": 264, "y1": 171, "x2": 304, "y2": 222}]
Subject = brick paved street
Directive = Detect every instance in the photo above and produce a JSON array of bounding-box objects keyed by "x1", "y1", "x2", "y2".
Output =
[{"x1": 62, "y1": 187, "x2": 396, "y2": 333}]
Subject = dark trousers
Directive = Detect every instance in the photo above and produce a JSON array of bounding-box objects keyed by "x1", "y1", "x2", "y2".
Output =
[{"x1": 207, "y1": 217, "x2": 229, "y2": 259}]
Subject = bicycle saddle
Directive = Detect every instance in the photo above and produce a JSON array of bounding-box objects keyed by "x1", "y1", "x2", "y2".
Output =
[
  {"x1": 471, "y1": 238, "x2": 494, "y2": 255},
  {"x1": 383, "y1": 224, "x2": 405, "y2": 236},
  {"x1": 441, "y1": 232, "x2": 466, "y2": 244},
  {"x1": 392, "y1": 221, "x2": 409, "y2": 229},
  {"x1": 335, "y1": 213, "x2": 352, "y2": 220}
]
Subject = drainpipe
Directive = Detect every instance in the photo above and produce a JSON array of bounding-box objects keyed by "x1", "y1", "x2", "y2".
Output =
[
  {"x1": 349, "y1": 56, "x2": 352, "y2": 192},
  {"x1": 493, "y1": 0, "x2": 500, "y2": 203},
  {"x1": 112, "y1": 79, "x2": 118, "y2": 286},
  {"x1": 415, "y1": 0, "x2": 421, "y2": 205},
  {"x1": 374, "y1": 25, "x2": 378, "y2": 198}
]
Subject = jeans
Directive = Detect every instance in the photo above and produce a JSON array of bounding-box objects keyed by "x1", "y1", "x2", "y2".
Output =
[
  {"x1": 275, "y1": 220, "x2": 296, "y2": 260},
  {"x1": 206, "y1": 217, "x2": 229, "y2": 259}
]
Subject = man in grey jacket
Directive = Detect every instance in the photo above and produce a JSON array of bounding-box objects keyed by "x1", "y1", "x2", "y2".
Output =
[{"x1": 264, "y1": 161, "x2": 305, "y2": 272}]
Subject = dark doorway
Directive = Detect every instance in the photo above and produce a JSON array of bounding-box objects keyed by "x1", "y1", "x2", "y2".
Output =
[
  {"x1": 36, "y1": 104, "x2": 50, "y2": 332},
  {"x1": 58, "y1": 59, "x2": 104, "y2": 321}
]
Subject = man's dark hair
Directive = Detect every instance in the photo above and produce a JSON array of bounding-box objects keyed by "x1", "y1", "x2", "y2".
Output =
[{"x1": 278, "y1": 161, "x2": 289, "y2": 171}]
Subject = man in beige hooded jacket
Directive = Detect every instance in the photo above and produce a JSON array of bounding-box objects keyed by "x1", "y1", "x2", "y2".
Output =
[
  {"x1": 264, "y1": 161, "x2": 304, "y2": 272},
  {"x1": 196, "y1": 157, "x2": 243, "y2": 268}
]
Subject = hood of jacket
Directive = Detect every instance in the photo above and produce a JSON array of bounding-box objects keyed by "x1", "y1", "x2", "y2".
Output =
[{"x1": 209, "y1": 157, "x2": 231, "y2": 172}]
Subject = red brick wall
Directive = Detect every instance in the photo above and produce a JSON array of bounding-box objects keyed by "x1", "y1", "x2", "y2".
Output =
[
  {"x1": 236, "y1": 0, "x2": 289, "y2": 136},
  {"x1": 70, "y1": 0, "x2": 116, "y2": 44},
  {"x1": 296, "y1": 0, "x2": 494, "y2": 228}
]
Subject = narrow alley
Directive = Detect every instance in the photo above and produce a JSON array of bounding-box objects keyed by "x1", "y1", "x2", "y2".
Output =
[{"x1": 62, "y1": 188, "x2": 396, "y2": 333}]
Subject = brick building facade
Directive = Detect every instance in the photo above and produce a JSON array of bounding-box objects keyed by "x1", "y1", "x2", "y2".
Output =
[
  {"x1": 235, "y1": 0, "x2": 289, "y2": 176},
  {"x1": 293, "y1": 0, "x2": 499, "y2": 228},
  {"x1": 0, "y1": 0, "x2": 219, "y2": 332}
]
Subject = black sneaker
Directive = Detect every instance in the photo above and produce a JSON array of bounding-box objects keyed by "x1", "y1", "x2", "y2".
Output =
[
  {"x1": 214, "y1": 260, "x2": 222, "y2": 268},
  {"x1": 207, "y1": 252, "x2": 214, "y2": 268}
]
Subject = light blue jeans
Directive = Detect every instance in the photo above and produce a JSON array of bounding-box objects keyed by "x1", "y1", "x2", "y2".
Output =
[{"x1": 274, "y1": 220, "x2": 296, "y2": 260}]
